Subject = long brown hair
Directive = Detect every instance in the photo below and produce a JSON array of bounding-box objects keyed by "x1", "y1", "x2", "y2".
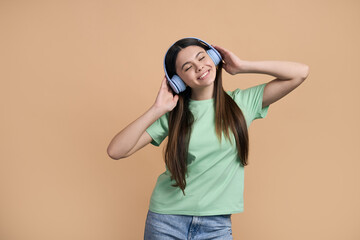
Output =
[{"x1": 164, "y1": 38, "x2": 249, "y2": 196}]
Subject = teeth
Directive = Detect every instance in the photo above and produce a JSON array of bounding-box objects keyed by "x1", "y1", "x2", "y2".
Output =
[{"x1": 199, "y1": 70, "x2": 209, "y2": 79}]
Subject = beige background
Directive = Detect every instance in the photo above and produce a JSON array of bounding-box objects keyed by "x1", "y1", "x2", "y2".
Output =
[{"x1": 1, "y1": 0, "x2": 359, "y2": 239}]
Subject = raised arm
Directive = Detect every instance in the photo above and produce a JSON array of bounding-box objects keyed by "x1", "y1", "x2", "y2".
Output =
[
  {"x1": 213, "y1": 45, "x2": 310, "y2": 108},
  {"x1": 237, "y1": 60, "x2": 309, "y2": 108},
  {"x1": 107, "y1": 77, "x2": 178, "y2": 160}
]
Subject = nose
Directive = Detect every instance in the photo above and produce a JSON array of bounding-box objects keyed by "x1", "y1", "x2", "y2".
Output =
[{"x1": 196, "y1": 64, "x2": 204, "y2": 72}]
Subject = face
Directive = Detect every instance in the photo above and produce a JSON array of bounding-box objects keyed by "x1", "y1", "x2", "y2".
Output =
[{"x1": 175, "y1": 45, "x2": 216, "y2": 91}]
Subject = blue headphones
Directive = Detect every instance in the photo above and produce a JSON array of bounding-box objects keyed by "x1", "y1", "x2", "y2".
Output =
[{"x1": 163, "y1": 37, "x2": 223, "y2": 94}]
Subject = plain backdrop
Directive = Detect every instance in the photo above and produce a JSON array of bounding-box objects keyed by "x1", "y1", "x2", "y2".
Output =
[{"x1": 1, "y1": 0, "x2": 359, "y2": 239}]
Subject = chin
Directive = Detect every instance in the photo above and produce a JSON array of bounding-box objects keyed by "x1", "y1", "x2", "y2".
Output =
[
  {"x1": 199, "y1": 78, "x2": 216, "y2": 89},
  {"x1": 205, "y1": 71, "x2": 216, "y2": 84}
]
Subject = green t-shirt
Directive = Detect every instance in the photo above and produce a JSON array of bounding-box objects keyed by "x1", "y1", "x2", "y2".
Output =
[{"x1": 145, "y1": 83, "x2": 270, "y2": 216}]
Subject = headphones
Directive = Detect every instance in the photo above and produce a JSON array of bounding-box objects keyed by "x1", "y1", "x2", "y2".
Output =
[{"x1": 163, "y1": 37, "x2": 223, "y2": 94}]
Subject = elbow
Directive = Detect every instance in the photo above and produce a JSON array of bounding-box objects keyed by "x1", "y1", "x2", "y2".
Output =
[
  {"x1": 107, "y1": 150, "x2": 119, "y2": 160},
  {"x1": 108, "y1": 153, "x2": 120, "y2": 160},
  {"x1": 301, "y1": 64, "x2": 310, "y2": 80},
  {"x1": 107, "y1": 147, "x2": 127, "y2": 160}
]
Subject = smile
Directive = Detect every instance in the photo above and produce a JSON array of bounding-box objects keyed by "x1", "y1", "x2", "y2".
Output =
[{"x1": 198, "y1": 70, "x2": 210, "y2": 80}]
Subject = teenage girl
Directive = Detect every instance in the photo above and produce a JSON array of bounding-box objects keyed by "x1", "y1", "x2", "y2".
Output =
[{"x1": 107, "y1": 37, "x2": 309, "y2": 239}]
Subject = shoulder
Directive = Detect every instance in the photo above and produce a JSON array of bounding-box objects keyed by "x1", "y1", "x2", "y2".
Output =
[
  {"x1": 226, "y1": 83, "x2": 267, "y2": 103},
  {"x1": 226, "y1": 88, "x2": 241, "y2": 99},
  {"x1": 225, "y1": 88, "x2": 244, "y2": 105}
]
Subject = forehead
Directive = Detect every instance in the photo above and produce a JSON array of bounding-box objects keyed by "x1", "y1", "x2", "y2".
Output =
[{"x1": 176, "y1": 45, "x2": 205, "y2": 67}]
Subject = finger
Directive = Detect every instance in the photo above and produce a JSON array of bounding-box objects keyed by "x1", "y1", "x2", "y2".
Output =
[
  {"x1": 223, "y1": 62, "x2": 228, "y2": 69},
  {"x1": 217, "y1": 47, "x2": 232, "y2": 60},
  {"x1": 212, "y1": 44, "x2": 226, "y2": 53},
  {"x1": 160, "y1": 78, "x2": 171, "y2": 94},
  {"x1": 163, "y1": 78, "x2": 174, "y2": 93},
  {"x1": 161, "y1": 76, "x2": 168, "y2": 88}
]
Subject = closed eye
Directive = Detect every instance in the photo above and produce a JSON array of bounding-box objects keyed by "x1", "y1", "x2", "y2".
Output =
[{"x1": 185, "y1": 56, "x2": 205, "y2": 71}]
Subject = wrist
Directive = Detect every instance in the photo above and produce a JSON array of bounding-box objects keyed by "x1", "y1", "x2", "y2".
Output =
[
  {"x1": 236, "y1": 60, "x2": 253, "y2": 74},
  {"x1": 150, "y1": 104, "x2": 167, "y2": 118}
]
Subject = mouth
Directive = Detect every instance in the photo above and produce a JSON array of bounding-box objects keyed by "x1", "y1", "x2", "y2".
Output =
[{"x1": 198, "y1": 70, "x2": 210, "y2": 80}]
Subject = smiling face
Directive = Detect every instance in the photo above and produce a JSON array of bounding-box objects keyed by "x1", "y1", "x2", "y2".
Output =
[{"x1": 175, "y1": 45, "x2": 217, "y2": 92}]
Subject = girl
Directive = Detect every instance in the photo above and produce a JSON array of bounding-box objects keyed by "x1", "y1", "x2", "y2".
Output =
[{"x1": 107, "y1": 37, "x2": 309, "y2": 239}]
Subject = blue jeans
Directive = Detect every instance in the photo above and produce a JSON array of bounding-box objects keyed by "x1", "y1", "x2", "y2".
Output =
[{"x1": 144, "y1": 209, "x2": 233, "y2": 240}]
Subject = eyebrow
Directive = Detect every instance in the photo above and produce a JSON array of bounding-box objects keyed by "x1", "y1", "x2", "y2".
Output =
[{"x1": 181, "y1": 51, "x2": 205, "y2": 70}]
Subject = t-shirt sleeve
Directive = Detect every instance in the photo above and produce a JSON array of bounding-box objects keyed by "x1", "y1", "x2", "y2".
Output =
[
  {"x1": 145, "y1": 112, "x2": 169, "y2": 146},
  {"x1": 227, "y1": 83, "x2": 270, "y2": 124}
]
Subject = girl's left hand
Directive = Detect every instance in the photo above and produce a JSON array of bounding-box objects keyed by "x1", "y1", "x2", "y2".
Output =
[{"x1": 212, "y1": 45, "x2": 246, "y2": 75}]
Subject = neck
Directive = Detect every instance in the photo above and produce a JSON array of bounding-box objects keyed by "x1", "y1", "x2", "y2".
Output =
[{"x1": 190, "y1": 84, "x2": 215, "y2": 101}]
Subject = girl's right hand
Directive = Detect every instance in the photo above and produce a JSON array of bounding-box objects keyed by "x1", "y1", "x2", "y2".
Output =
[{"x1": 153, "y1": 76, "x2": 179, "y2": 115}]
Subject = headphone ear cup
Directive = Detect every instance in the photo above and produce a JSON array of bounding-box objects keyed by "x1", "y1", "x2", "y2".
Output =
[
  {"x1": 207, "y1": 49, "x2": 222, "y2": 66},
  {"x1": 169, "y1": 74, "x2": 186, "y2": 94}
]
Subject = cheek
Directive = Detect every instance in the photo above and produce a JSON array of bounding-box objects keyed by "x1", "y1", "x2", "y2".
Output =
[
  {"x1": 179, "y1": 71, "x2": 194, "y2": 83},
  {"x1": 208, "y1": 59, "x2": 216, "y2": 69}
]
